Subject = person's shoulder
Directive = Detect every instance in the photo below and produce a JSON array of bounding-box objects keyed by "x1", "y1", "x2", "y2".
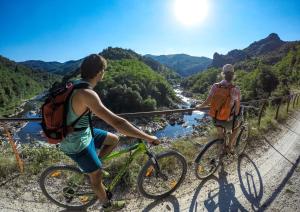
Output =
[
  {"x1": 76, "y1": 88, "x2": 97, "y2": 99},
  {"x1": 234, "y1": 85, "x2": 240, "y2": 91},
  {"x1": 212, "y1": 82, "x2": 220, "y2": 87},
  {"x1": 233, "y1": 85, "x2": 241, "y2": 94}
]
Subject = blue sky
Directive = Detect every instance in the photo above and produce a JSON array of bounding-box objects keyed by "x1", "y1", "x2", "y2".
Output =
[{"x1": 0, "y1": 0, "x2": 299, "y2": 62}]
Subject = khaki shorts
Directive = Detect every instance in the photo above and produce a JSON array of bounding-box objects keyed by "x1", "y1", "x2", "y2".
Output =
[{"x1": 213, "y1": 115, "x2": 242, "y2": 131}]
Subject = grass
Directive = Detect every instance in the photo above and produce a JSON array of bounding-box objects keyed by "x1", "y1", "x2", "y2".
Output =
[
  {"x1": 20, "y1": 145, "x2": 73, "y2": 175},
  {"x1": 0, "y1": 142, "x2": 19, "y2": 179},
  {"x1": 249, "y1": 100, "x2": 300, "y2": 139},
  {"x1": 171, "y1": 138, "x2": 200, "y2": 164},
  {"x1": 0, "y1": 143, "x2": 72, "y2": 180}
]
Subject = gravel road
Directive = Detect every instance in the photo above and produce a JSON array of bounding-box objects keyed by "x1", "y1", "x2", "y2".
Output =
[{"x1": 1, "y1": 111, "x2": 300, "y2": 212}]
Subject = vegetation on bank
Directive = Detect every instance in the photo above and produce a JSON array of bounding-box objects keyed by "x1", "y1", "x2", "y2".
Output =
[{"x1": 0, "y1": 56, "x2": 61, "y2": 116}]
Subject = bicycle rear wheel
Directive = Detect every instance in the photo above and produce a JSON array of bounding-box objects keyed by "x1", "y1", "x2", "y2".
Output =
[
  {"x1": 137, "y1": 150, "x2": 187, "y2": 199},
  {"x1": 194, "y1": 139, "x2": 223, "y2": 179},
  {"x1": 39, "y1": 165, "x2": 97, "y2": 210},
  {"x1": 236, "y1": 122, "x2": 250, "y2": 155}
]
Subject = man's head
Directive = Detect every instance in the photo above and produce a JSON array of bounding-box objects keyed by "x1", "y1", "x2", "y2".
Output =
[
  {"x1": 222, "y1": 64, "x2": 234, "y2": 82},
  {"x1": 81, "y1": 54, "x2": 107, "y2": 81}
]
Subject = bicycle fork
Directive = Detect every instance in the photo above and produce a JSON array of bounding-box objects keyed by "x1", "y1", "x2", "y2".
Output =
[{"x1": 146, "y1": 151, "x2": 168, "y2": 181}]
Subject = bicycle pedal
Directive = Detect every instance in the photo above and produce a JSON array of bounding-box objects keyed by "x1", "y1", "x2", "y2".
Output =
[{"x1": 105, "y1": 190, "x2": 113, "y2": 200}]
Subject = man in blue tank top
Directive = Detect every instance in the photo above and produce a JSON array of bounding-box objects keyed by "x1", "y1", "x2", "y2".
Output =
[{"x1": 61, "y1": 54, "x2": 159, "y2": 211}]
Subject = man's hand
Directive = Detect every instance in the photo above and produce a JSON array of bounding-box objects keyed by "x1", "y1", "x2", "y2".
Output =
[
  {"x1": 147, "y1": 136, "x2": 160, "y2": 145},
  {"x1": 195, "y1": 104, "x2": 204, "y2": 110}
]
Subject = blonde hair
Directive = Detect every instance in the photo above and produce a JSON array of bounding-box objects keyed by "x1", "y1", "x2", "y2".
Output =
[{"x1": 222, "y1": 64, "x2": 234, "y2": 82}]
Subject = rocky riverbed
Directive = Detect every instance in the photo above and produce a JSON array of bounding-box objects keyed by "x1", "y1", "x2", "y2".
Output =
[{"x1": 3, "y1": 86, "x2": 210, "y2": 144}]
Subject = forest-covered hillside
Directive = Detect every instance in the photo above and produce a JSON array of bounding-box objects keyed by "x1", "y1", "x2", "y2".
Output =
[
  {"x1": 94, "y1": 59, "x2": 178, "y2": 113},
  {"x1": 0, "y1": 56, "x2": 60, "y2": 116}
]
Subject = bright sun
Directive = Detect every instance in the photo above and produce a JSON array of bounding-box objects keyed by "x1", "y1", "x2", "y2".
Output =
[{"x1": 174, "y1": 0, "x2": 209, "y2": 27}]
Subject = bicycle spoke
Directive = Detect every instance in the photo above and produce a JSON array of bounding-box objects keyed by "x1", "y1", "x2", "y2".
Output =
[
  {"x1": 139, "y1": 151, "x2": 186, "y2": 198},
  {"x1": 195, "y1": 140, "x2": 222, "y2": 179},
  {"x1": 40, "y1": 166, "x2": 96, "y2": 209}
]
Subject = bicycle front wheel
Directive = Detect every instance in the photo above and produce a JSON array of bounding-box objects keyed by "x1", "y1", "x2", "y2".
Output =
[
  {"x1": 137, "y1": 150, "x2": 187, "y2": 199},
  {"x1": 39, "y1": 165, "x2": 97, "y2": 210},
  {"x1": 194, "y1": 139, "x2": 223, "y2": 179}
]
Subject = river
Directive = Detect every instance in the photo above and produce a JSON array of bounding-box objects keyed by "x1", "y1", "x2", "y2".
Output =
[
  {"x1": 17, "y1": 87, "x2": 206, "y2": 142},
  {"x1": 154, "y1": 87, "x2": 205, "y2": 139}
]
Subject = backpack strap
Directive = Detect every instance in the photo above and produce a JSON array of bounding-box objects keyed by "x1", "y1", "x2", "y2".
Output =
[
  {"x1": 73, "y1": 82, "x2": 93, "y2": 90},
  {"x1": 70, "y1": 109, "x2": 90, "y2": 128},
  {"x1": 74, "y1": 82, "x2": 95, "y2": 137},
  {"x1": 88, "y1": 111, "x2": 95, "y2": 138}
]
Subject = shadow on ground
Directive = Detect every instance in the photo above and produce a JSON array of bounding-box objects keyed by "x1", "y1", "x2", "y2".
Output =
[
  {"x1": 189, "y1": 152, "x2": 299, "y2": 211},
  {"x1": 142, "y1": 195, "x2": 180, "y2": 212}
]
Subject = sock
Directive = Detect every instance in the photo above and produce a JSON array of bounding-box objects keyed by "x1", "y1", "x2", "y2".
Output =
[{"x1": 102, "y1": 201, "x2": 111, "y2": 208}]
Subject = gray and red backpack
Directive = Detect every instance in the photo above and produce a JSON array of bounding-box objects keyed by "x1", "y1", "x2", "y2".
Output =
[{"x1": 41, "y1": 82, "x2": 92, "y2": 144}]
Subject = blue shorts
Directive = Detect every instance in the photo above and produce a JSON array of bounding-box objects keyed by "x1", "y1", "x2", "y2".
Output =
[{"x1": 66, "y1": 128, "x2": 108, "y2": 173}]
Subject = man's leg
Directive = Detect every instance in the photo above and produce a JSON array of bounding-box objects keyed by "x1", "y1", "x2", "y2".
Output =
[
  {"x1": 215, "y1": 126, "x2": 226, "y2": 154},
  {"x1": 88, "y1": 169, "x2": 109, "y2": 204},
  {"x1": 229, "y1": 121, "x2": 241, "y2": 152},
  {"x1": 216, "y1": 127, "x2": 224, "y2": 139},
  {"x1": 99, "y1": 133, "x2": 119, "y2": 158}
]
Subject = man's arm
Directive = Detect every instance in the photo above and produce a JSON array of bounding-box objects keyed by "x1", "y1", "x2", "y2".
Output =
[
  {"x1": 235, "y1": 87, "x2": 241, "y2": 115},
  {"x1": 80, "y1": 89, "x2": 157, "y2": 143}
]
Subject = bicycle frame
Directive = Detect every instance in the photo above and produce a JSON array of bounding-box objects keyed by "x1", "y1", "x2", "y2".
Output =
[{"x1": 101, "y1": 140, "x2": 149, "y2": 192}]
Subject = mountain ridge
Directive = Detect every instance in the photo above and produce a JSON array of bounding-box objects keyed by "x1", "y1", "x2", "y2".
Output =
[
  {"x1": 211, "y1": 33, "x2": 293, "y2": 67},
  {"x1": 145, "y1": 54, "x2": 212, "y2": 77},
  {"x1": 20, "y1": 47, "x2": 180, "y2": 82}
]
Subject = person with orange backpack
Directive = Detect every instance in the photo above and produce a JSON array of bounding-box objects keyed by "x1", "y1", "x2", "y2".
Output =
[{"x1": 196, "y1": 64, "x2": 241, "y2": 154}]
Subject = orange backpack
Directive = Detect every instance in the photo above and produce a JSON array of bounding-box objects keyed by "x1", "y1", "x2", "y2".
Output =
[{"x1": 209, "y1": 83, "x2": 235, "y2": 121}]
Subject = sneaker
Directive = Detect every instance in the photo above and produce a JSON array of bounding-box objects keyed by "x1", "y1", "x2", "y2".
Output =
[{"x1": 102, "y1": 200, "x2": 126, "y2": 212}]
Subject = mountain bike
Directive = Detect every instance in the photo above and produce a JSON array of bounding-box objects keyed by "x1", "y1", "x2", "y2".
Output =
[
  {"x1": 194, "y1": 106, "x2": 256, "y2": 179},
  {"x1": 39, "y1": 139, "x2": 187, "y2": 210}
]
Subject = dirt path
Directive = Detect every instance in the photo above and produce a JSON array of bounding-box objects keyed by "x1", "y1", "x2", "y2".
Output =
[{"x1": 1, "y1": 112, "x2": 300, "y2": 212}]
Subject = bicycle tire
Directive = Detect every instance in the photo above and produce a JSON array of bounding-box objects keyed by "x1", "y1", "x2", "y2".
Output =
[
  {"x1": 39, "y1": 165, "x2": 97, "y2": 210},
  {"x1": 137, "y1": 150, "x2": 187, "y2": 199},
  {"x1": 194, "y1": 139, "x2": 223, "y2": 180},
  {"x1": 236, "y1": 122, "x2": 250, "y2": 155}
]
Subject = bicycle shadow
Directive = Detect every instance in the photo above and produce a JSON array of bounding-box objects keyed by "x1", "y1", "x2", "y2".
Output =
[
  {"x1": 238, "y1": 153, "x2": 300, "y2": 211},
  {"x1": 189, "y1": 165, "x2": 247, "y2": 212},
  {"x1": 58, "y1": 195, "x2": 180, "y2": 212},
  {"x1": 142, "y1": 195, "x2": 180, "y2": 212},
  {"x1": 60, "y1": 209, "x2": 87, "y2": 212},
  {"x1": 237, "y1": 153, "x2": 264, "y2": 211}
]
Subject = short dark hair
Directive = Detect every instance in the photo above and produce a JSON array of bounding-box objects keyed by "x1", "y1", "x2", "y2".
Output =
[{"x1": 81, "y1": 54, "x2": 107, "y2": 79}]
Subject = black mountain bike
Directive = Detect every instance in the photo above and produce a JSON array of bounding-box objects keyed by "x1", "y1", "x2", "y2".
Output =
[{"x1": 194, "y1": 106, "x2": 256, "y2": 179}]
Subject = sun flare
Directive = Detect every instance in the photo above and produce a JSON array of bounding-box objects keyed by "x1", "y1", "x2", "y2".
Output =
[{"x1": 174, "y1": 0, "x2": 209, "y2": 27}]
